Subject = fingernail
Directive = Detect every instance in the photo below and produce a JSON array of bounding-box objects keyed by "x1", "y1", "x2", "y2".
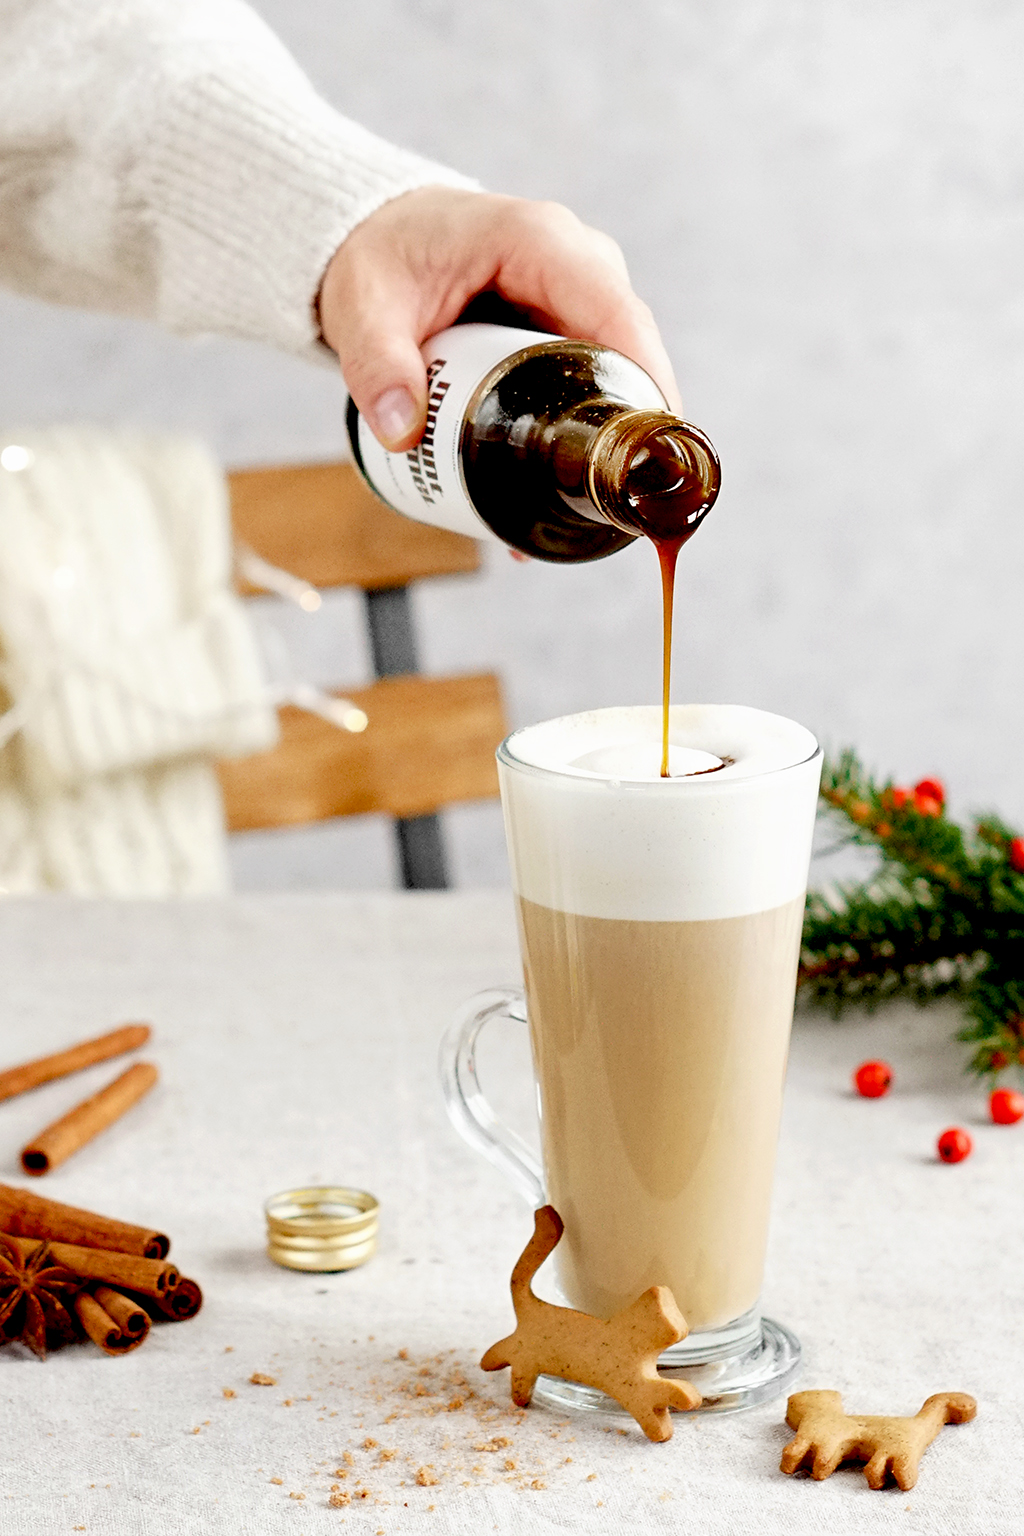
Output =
[{"x1": 369, "y1": 386, "x2": 418, "y2": 448}]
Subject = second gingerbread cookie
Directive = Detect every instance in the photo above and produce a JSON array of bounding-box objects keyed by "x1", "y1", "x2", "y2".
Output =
[{"x1": 781, "y1": 1389, "x2": 977, "y2": 1489}]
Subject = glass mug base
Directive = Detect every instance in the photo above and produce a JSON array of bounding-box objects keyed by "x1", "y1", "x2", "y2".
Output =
[{"x1": 533, "y1": 1314, "x2": 801, "y2": 1419}]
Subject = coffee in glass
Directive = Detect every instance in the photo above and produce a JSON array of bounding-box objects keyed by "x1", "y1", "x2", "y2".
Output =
[{"x1": 441, "y1": 703, "x2": 822, "y2": 1413}]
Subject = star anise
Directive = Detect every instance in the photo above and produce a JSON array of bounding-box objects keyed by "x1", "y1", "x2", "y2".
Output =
[{"x1": 0, "y1": 1236, "x2": 82, "y2": 1358}]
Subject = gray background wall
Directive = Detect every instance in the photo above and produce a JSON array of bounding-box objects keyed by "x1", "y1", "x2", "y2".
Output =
[{"x1": 1, "y1": 0, "x2": 1021, "y2": 890}]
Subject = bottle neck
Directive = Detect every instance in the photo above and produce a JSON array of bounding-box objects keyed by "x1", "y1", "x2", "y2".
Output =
[{"x1": 583, "y1": 409, "x2": 721, "y2": 543}]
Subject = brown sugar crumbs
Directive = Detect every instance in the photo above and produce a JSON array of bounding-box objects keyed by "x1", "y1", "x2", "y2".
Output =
[{"x1": 292, "y1": 1348, "x2": 609, "y2": 1502}]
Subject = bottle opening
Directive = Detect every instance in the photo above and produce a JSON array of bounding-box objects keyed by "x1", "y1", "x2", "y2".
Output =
[{"x1": 588, "y1": 412, "x2": 721, "y2": 542}]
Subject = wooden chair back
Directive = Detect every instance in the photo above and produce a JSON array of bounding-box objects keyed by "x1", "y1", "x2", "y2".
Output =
[{"x1": 217, "y1": 462, "x2": 508, "y2": 886}]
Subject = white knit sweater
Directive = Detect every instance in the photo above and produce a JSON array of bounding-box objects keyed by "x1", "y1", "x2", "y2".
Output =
[
  {"x1": 0, "y1": 0, "x2": 475, "y2": 359},
  {"x1": 0, "y1": 2, "x2": 475, "y2": 894},
  {"x1": 0, "y1": 425, "x2": 280, "y2": 895}
]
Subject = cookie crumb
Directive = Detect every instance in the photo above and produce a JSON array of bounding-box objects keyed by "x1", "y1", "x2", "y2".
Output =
[
  {"x1": 249, "y1": 1373, "x2": 276, "y2": 1386},
  {"x1": 586, "y1": 1473, "x2": 597, "y2": 1482},
  {"x1": 397, "y1": 1348, "x2": 409, "y2": 1360},
  {"x1": 503, "y1": 1459, "x2": 516, "y2": 1471},
  {"x1": 288, "y1": 1492, "x2": 305, "y2": 1501},
  {"x1": 531, "y1": 1479, "x2": 546, "y2": 1490},
  {"x1": 328, "y1": 1491, "x2": 350, "y2": 1508},
  {"x1": 363, "y1": 1437, "x2": 378, "y2": 1449},
  {"x1": 415, "y1": 1467, "x2": 439, "y2": 1487},
  {"x1": 379, "y1": 1449, "x2": 396, "y2": 1462},
  {"x1": 269, "y1": 1478, "x2": 283, "y2": 1486},
  {"x1": 222, "y1": 1388, "x2": 236, "y2": 1399}
]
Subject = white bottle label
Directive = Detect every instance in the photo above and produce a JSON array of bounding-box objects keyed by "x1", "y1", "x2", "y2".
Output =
[{"x1": 351, "y1": 323, "x2": 559, "y2": 540}]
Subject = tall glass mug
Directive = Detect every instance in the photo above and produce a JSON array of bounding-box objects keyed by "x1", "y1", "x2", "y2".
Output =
[{"x1": 440, "y1": 704, "x2": 822, "y2": 1413}]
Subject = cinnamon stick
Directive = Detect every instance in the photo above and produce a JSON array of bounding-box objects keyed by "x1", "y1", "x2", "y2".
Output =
[
  {"x1": 94, "y1": 1285, "x2": 150, "y2": 1340},
  {"x1": 20, "y1": 1063, "x2": 159, "y2": 1175},
  {"x1": 4, "y1": 1235, "x2": 178, "y2": 1300},
  {"x1": 152, "y1": 1276, "x2": 203, "y2": 1321},
  {"x1": 0, "y1": 1183, "x2": 169, "y2": 1258},
  {"x1": 73, "y1": 1290, "x2": 147, "y2": 1355},
  {"x1": 0, "y1": 1024, "x2": 151, "y2": 1104}
]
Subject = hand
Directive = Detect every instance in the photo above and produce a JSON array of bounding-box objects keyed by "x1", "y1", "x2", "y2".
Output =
[{"x1": 318, "y1": 186, "x2": 681, "y2": 452}]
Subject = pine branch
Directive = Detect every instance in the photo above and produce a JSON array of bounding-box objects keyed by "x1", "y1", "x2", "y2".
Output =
[{"x1": 800, "y1": 751, "x2": 1024, "y2": 1077}]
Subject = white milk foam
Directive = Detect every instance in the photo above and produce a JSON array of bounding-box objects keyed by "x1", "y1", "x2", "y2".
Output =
[{"x1": 498, "y1": 705, "x2": 822, "y2": 922}]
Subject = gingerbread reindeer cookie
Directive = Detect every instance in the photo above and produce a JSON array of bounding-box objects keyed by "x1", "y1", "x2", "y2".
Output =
[
  {"x1": 781, "y1": 1389, "x2": 977, "y2": 1490},
  {"x1": 481, "y1": 1205, "x2": 700, "y2": 1442}
]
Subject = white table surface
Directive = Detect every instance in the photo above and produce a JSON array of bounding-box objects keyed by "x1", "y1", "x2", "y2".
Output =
[{"x1": 0, "y1": 893, "x2": 1018, "y2": 1536}]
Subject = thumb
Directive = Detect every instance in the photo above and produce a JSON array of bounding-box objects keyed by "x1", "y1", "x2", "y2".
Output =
[{"x1": 319, "y1": 261, "x2": 429, "y2": 453}]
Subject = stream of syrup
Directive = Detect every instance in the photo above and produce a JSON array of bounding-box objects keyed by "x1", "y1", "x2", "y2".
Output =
[
  {"x1": 617, "y1": 427, "x2": 718, "y2": 778},
  {"x1": 656, "y1": 536, "x2": 685, "y2": 777}
]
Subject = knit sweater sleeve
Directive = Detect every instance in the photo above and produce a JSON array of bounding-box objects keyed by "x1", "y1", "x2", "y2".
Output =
[{"x1": 0, "y1": 0, "x2": 477, "y2": 362}]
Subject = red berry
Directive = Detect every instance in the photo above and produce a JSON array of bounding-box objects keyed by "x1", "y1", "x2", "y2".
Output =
[
  {"x1": 854, "y1": 1060, "x2": 892, "y2": 1098},
  {"x1": 990, "y1": 1088, "x2": 1024, "y2": 1125},
  {"x1": 887, "y1": 787, "x2": 910, "y2": 810},
  {"x1": 914, "y1": 777, "x2": 945, "y2": 806},
  {"x1": 937, "y1": 1127, "x2": 972, "y2": 1163},
  {"x1": 914, "y1": 792, "x2": 943, "y2": 818},
  {"x1": 990, "y1": 1050, "x2": 1009, "y2": 1071},
  {"x1": 1009, "y1": 838, "x2": 1024, "y2": 874}
]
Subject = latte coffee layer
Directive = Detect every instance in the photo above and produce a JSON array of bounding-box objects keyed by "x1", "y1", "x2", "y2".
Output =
[{"x1": 517, "y1": 893, "x2": 806, "y2": 1330}]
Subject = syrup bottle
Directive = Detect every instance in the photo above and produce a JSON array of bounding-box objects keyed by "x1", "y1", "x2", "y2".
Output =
[{"x1": 346, "y1": 323, "x2": 720, "y2": 563}]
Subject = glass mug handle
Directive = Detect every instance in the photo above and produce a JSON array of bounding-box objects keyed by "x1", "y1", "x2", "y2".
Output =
[{"x1": 438, "y1": 986, "x2": 545, "y2": 1207}]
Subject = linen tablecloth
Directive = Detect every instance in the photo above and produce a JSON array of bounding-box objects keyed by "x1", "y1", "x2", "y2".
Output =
[{"x1": 0, "y1": 894, "x2": 1018, "y2": 1535}]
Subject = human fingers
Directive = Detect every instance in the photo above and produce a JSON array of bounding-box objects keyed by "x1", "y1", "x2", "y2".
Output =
[
  {"x1": 319, "y1": 188, "x2": 682, "y2": 449},
  {"x1": 485, "y1": 199, "x2": 682, "y2": 412},
  {"x1": 318, "y1": 238, "x2": 430, "y2": 451}
]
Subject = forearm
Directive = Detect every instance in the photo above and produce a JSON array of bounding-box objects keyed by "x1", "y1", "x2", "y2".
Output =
[{"x1": 0, "y1": 0, "x2": 474, "y2": 360}]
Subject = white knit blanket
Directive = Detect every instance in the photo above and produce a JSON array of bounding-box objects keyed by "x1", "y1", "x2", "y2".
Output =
[{"x1": 0, "y1": 426, "x2": 277, "y2": 894}]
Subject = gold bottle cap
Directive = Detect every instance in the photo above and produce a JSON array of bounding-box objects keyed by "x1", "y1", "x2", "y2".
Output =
[{"x1": 265, "y1": 1186, "x2": 379, "y2": 1273}]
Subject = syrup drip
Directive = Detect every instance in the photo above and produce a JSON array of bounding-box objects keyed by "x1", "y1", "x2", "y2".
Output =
[
  {"x1": 619, "y1": 429, "x2": 717, "y2": 779},
  {"x1": 656, "y1": 536, "x2": 685, "y2": 778}
]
